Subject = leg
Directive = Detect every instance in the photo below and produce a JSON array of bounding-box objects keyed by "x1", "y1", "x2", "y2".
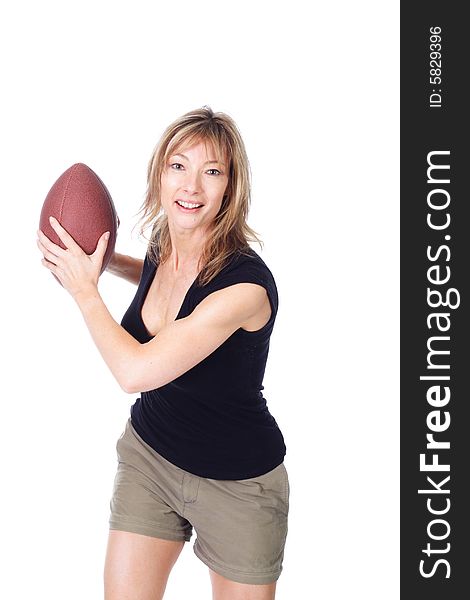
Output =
[
  {"x1": 188, "y1": 464, "x2": 289, "y2": 596},
  {"x1": 104, "y1": 530, "x2": 185, "y2": 600},
  {"x1": 209, "y1": 569, "x2": 277, "y2": 600}
]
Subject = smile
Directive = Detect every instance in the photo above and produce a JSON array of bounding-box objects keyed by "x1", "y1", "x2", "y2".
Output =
[{"x1": 176, "y1": 200, "x2": 204, "y2": 210}]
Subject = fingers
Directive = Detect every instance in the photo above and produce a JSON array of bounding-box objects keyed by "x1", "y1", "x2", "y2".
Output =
[
  {"x1": 37, "y1": 229, "x2": 67, "y2": 264},
  {"x1": 40, "y1": 256, "x2": 59, "y2": 276},
  {"x1": 37, "y1": 220, "x2": 110, "y2": 292},
  {"x1": 48, "y1": 216, "x2": 82, "y2": 252},
  {"x1": 96, "y1": 231, "x2": 110, "y2": 253},
  {"x1": 90, "y1": 230, "x2": 110, "y2": 270}
]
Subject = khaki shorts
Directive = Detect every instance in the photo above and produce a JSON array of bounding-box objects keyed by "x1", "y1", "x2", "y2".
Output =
[{"x1": 108, "y1": 418, "x2": 290, "y2": 585}]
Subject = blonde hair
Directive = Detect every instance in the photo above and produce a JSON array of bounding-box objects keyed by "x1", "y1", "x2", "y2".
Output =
[{"x1": 137, "y1": 106, "x2": 263, "y2": 286}]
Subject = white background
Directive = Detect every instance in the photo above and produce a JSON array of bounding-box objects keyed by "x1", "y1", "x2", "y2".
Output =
[{"x1": 0, "y1": 1, "x2": 399, "y2": 598}]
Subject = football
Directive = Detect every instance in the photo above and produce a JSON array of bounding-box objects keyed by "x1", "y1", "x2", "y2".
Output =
[{"x1": 39, "y1": 163, "x2": 119, "y2": 277}]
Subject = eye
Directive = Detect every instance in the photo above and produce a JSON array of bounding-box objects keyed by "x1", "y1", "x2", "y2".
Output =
[{"x1": 169, "y1": 163, "x2": 222, "y2": 176}]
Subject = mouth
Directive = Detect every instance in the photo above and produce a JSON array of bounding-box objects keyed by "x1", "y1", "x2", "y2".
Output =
[{"x1": 175, "y1": 200, "x2": 204, "y2": 212}]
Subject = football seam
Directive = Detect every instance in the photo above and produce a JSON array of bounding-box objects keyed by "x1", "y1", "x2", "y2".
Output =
[
  {"x1": 59, "y1": 163, "x2": 79, "y2": 225},
  {"x1": 83, "y1": 164, "x2": 117, "y2": 272},
  {"x1": 86, "y1": 165, "x2": 118, "y2": 234}
]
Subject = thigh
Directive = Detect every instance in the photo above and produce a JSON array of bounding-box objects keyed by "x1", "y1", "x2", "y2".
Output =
[
  {"x1": 188, "y1": 462, "x2": 290, "y2": 586},
  {"x1": 104, "y1": 530, "x2": 184, "y2": 600}
]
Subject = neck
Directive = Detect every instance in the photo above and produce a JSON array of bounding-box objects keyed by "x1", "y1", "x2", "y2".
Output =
[{"x1": 166, "y1": 223, "x2": 208, "y2": 274}]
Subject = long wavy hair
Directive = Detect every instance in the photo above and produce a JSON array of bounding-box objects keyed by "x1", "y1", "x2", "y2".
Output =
[{"x1": 137, "y1": 106, "x2": 263, "y2": 286}]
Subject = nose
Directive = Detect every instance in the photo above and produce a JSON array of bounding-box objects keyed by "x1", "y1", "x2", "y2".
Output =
[{"x1": 182, "y1": 170, "x2": 201, "y2": 195}]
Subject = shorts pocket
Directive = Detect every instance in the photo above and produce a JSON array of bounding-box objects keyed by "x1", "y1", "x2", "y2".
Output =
[{"x1": 236, "y1": 463, "x2": 289, "y2": 517}]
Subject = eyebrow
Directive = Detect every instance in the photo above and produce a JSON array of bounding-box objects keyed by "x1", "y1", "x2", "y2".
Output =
[{"x1": 172, "y1": 153, "x2": 226, "y2": 167}]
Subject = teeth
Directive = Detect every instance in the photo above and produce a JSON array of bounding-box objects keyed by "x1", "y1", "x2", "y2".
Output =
[{"x1": 177, "y1": 200, "x2": 202, "y2": 209}]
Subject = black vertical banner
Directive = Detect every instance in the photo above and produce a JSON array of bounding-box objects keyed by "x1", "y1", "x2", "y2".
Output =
[{"x1": 401, "y1": 3, "x2": 468, "y2": 598}]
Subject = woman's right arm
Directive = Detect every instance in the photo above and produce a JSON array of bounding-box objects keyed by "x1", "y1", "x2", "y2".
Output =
[{"x1": 106, "y1": 252, "x2": 144, "y2": 285}]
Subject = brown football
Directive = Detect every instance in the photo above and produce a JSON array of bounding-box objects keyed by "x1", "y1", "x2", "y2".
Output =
[{"x1": 39, "y1": 163, "x2": 119, "y2": 279}]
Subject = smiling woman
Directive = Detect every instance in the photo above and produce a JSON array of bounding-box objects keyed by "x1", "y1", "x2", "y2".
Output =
[
  {"x1": 138, "y1": 107, "x2": 258, "y2": 288},
  {"x1": 37, "y1": 106, "x2": 289, "y2": 600},
  {"x1": 160, "y1": 142, "x2": 229, "y2": 231}
]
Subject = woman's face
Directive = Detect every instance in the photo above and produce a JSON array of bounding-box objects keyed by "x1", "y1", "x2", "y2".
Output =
[{"x1": 160, "y1": 139, "x2": 229, "y2": 235}]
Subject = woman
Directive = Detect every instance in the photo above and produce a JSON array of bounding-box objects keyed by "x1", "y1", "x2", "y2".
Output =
[{"x1": 37, "y1": 106, "x2": 289, "y2": 600}]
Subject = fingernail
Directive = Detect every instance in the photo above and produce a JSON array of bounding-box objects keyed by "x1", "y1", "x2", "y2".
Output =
[
  {"x1": 105, "y1": 232, "x2": 110, "y2": 240},
  {"x1": 49, "y1": 216, "x2": 55, "y2": 223}
]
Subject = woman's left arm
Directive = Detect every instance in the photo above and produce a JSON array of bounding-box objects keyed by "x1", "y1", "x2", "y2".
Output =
[{"x1": 37, "y1": 217, "x2": 267, "y2": 394}]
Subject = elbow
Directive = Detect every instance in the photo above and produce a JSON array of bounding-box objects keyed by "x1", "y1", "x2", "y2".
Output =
[
  {"x1": 120, "y1": 374, "x2": 163, "y2": 394},
  {"x1": 119, "y1": 374, "x2": 140, "y2": 395},
  {"x1": 117, "y1": 348, "x2": 145, "y2": 394},
  {"x1": 117, "y1": 351, "x2": 162, "y2": 393}
]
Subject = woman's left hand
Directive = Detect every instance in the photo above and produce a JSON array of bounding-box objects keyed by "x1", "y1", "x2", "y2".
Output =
[{"x1": 37, "y1": 216, "x2": 110, "y2": 300}]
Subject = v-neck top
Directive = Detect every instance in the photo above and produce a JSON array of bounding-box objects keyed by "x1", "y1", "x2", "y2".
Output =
[{"x1": 120, "y1": 246, "x2": 286, "y2": 479}]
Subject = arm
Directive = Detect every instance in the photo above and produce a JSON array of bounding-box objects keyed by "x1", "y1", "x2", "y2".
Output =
[
  {"x1": 106, "y1": 252, "x2": 144, "y2": 285},
  {"x1": 37, "y1": 216, "x2": 268, "y2": 393},
  {"x1": 74, "y1": 281, "x2": 266, "y2": 393}
]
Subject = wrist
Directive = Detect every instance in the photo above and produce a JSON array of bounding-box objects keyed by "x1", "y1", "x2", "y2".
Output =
[{"x1": 73, "y1": 286, "x2": 101, "y2": 308}]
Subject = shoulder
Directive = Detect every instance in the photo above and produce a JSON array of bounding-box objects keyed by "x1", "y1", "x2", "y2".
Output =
[
  {"x1": 192, "y1": 279, "x2": 269, "y2": 331},
  {"x1": 206, "y1": 247, "x2": 277, "y2": 294},
  {"x1": 190, "y1": 246, "x2": 278, "y2": 331}
]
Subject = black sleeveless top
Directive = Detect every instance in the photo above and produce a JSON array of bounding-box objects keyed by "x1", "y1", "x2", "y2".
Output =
[{"x1": 120, "y1": 246, "x2": 286, "y2": 480}]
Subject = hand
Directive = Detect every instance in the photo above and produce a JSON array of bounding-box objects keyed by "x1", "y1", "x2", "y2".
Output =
[{"x1": 37, "y1": 216, "x2": 110, "y2": 299}]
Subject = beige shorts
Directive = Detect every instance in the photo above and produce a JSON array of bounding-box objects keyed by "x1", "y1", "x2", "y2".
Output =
[{"x1": 108, "y1": 418, "x2": 290, "y2": 585}]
